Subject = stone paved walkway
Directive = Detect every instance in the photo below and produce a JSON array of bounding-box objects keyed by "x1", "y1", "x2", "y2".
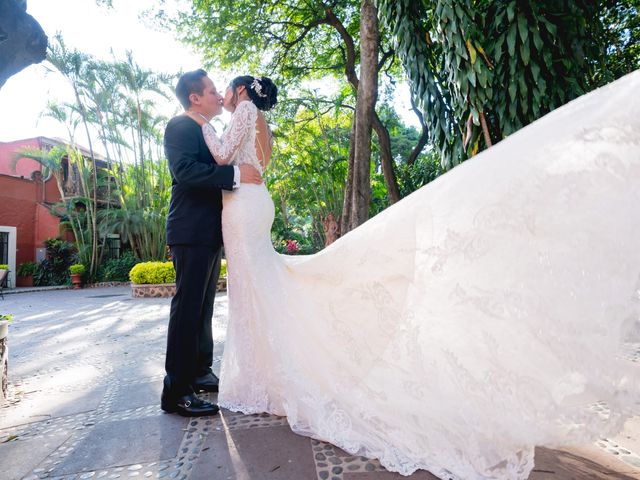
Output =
[{"x1": 0, "y1": 287, "x2": 639, "y2": 480}]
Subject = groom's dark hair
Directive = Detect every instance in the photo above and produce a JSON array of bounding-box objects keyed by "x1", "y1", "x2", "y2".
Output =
[{"x1": 175, "y1": 69, "x2": 208, "y2": 110}]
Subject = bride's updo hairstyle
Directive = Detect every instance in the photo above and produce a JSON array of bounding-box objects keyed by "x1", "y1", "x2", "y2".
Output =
[{"x1": 231, "y1": 75, "x2": 278, "y2": 111}]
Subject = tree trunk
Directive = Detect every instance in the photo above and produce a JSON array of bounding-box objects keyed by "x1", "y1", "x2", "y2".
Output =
[
  {"x1": 340, "y1": 117, "x2": 356, "y2": 235},
  {"x1": 347, "y1": 0, "x2": 379, "y2": 231},
  {"x1": 372, "y1": 113, "x2": 400, "y2": 203},
  {"x1": 326, "y1": 6, "x2": 399, "y2": 219},
  {"x1": 74, "y1": 87, "x2": 99, "y2": 280},
  {"x1": 0, "y1": 0, "x2": 47, "y2": 90}
]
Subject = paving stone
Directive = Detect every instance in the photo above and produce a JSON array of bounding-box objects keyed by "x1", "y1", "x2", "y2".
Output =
[
  {"x1": 107, "y1": 381, "x2": 162, "y2": 413},
  {"x1": 344, "y1": 471, "x2": 440, "y2": 479},
  {"x1": 529, "y1": 447, "x2": 640, "y2": 479},
  {"x1": 54, "y1": 415, "x2": 188, "y2": 475},
  {"x1": 112, "y1": 361, "x2": 165, "y2": 382},
  {"x1": 2, "y1": 288, "x2": 640, "y2": 480},
  {"x1": 191, "y1": 425, "x2": 316, "y2": 480},
  {"x1": 610, "y1": 417, "x2": 640, "y2": 459},
  {"x1": 0, "y1": 432, "x2": 71, "y2": 479},
  {"x1": 0, "y1": 385, "x2": 107, "y2": 430}
]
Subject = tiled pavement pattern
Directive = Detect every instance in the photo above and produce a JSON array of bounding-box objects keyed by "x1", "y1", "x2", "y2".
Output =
[{"x1": 0, "y1": 287, "x2": 639, "y2": 480}]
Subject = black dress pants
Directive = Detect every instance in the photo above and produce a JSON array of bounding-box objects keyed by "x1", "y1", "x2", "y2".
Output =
[{"x1": 164, "y1": 244, "x2": 222, "y2": 396}]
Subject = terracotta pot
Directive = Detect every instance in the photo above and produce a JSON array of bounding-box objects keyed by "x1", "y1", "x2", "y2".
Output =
[
  {"x1": 71, "y1": 273, "x2": 82, "y2": 289},
  {"x1": 16, "y1": 275, "x2": 34, "y2": 288}
]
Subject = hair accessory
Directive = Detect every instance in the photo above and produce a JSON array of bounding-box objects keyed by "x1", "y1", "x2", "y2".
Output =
[{"x1": 250, "y1": 78, "x2": 267, "y2": 98}]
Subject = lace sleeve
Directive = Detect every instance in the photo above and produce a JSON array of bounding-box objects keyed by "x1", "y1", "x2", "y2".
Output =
[{"x1": 202, "y1": 101, "x2": 257, "y2": 165}]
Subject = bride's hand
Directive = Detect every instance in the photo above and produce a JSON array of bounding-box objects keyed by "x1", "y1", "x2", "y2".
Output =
[{"x1": 185, "y1": 111, "x2": 207, "y2": 126}]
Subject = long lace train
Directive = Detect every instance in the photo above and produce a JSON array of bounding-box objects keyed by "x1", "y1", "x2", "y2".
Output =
[{"x1": 216, "y1": 71, "x2": 640, "y2": 479}]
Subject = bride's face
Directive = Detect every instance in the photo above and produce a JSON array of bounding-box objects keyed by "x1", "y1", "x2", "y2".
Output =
[
  {"x1": 223, "y1": 84, "x2": 250, "y2": 113},
  {"x1": 223, "y1": 85, "x2": 236, "y2": 113}
]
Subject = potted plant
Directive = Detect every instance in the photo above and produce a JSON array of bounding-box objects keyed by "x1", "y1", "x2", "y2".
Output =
[
  {"x1": 69, "y1": 264, "x2": 85, "y2": 289},
  {"x1": 16, "y1": 261, "x2": 37, "y2": 287},
  {"x1": 0, "y1": 313, "x2": 11, "y2": 403}
]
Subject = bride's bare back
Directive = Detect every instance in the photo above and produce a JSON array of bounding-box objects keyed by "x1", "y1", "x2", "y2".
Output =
[{"x1": 255, "y1": 111, "x2": 272, "y2": 170}]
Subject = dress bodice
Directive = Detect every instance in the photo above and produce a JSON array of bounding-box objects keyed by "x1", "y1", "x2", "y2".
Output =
[{"x1": 202, "y1": 100, "x2": 264, "y2": 174}]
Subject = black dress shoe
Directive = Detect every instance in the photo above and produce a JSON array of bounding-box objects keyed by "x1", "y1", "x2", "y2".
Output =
[
  {"x1": 161, "y1": 392, "x2": 220, "y2": 417},
  {"x1": 192, "y1": 372, "x2": 220, "y2": 393}
]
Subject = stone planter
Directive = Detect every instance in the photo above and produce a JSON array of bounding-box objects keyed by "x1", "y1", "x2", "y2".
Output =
[
  {"x1": 0, "y1": 320, "x2": 8, "y2": 404},
  {"x1": 131, "y1": 283, "x2": 176, "y2": 298},
  {"x1": 16, "y1": 275, "x2": 34, "y2": 287}
]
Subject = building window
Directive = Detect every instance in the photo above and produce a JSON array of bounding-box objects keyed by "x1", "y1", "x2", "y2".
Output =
[{"x1": 0, "y1": 232, "x2": 8, "y2": 265}]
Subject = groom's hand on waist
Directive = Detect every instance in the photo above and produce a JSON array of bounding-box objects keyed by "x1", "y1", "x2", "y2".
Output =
[{"x1": 239, "y1": 164, "x2": 263, "y2": 185}]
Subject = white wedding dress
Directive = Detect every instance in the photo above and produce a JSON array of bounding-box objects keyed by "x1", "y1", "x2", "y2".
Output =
[{"x1": 201, "y1": 71, "x2": 640, "y2": 480}]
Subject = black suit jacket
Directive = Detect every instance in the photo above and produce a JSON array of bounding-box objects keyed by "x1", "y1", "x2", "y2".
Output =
[{"x1": 165, "y1": 115, "x2": 235, "y2": 247}]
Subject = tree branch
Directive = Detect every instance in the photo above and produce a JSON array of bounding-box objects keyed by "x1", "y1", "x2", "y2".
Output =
[
  {"x1": 325, "y1": 8, "x2": 359, "y2": 91},
  {"x1": 407, "y1": 94, "x2": 429, "y2": 166},
  {"x1": 377, "y1": 48, "x2": 394, "y2": 71}
]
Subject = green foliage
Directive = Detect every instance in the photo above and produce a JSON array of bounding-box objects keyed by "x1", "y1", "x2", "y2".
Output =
[
  {"x1": 45, "y1": 35, "x2": 175, "y2": 283},
  {"x1": 97, "y1": 251, "x2": 139, "y2": 282},
  {"x1": 267, "y1": 92, "x2": 351, "y2": 250},
  {"x1": 596, "y1": 0, "x2": 640, "y2": 82},
  {"x1": 376, "y1": 105, "x2": 443, "y2": 196},
  {"x1": 13, "y1": 145, "x2": 67, "y2": 190},
  {"x1": 0, "y1": 313, "x2": 13, "y2": 323},
  {"x1": 69, "y1": 264, "x2": 86, "y2": 275},
  {"x1": 378, "y1": 0, "x2": 640, "y2": 168},
  {"x1": 34, "y1": 238, "x2": 76, "y2": 286},
  {"x1": 164, "y1": 0, "x2": 452, "y2": 233},
  {"x1": 101, "y1": 160, "x2": 171, "y2": 262},
  {"x1": 129, "y1": 261, "x2": 176, "y2": 285},
  {"x1": 396, "y1": 152, "x2": 444, "y2": 198},
  {"x1": 166, "y1": 1, "x2": 363, "y2": 83},
  {"x1": 377, "y1": 0, "x2": 458, "y2": 166},
  {"x1": 0, "y1": 265, "x2": 8, "y2": 270},
  {"x1": 487, "y1": 1, "x2": 602, "y2": 136},
  {"x1": 220, "y1": 258, "x2": 227, "y2": 278},
  {"x1": 435, "y1": 0, "x2": 494, "y2": 132},
  {"x1": 17, "y1": 262, "x2": 37, "y2": 276}
]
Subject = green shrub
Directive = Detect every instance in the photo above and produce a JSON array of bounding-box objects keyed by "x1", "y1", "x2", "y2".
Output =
[
  {"x1": 17, "y1": 261, "x2": 37, "y2": 276},
  {"x1": 34, "y1": 238, "x2": 75, "y2": 286},
  {"x1": 0, "y1": 313, "x2": 12, "y2": 323},
  {"x1": 220, "y1": 258, "x2": 227, "y2": 278},
  {"x1": 98, "y1": 251, "x2": 139, "y2": 282},
  {"x1": 69, "y1": 264, "x2": 86, "y2": 275},
  {"x1": 129, "y1": 261, "x2": 176, "y2": 284},
  {"x1": 0, "y1": 264, "x2": 8, "y2": 270}
]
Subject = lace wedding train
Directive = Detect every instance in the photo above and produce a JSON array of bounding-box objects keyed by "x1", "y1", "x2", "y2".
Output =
[{"x1": 216, "y1": 71, "x2": 640, "y2": 479}]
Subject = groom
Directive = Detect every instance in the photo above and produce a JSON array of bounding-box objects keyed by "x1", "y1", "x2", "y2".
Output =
[{"x1": 161, "y1": 69, "x2": 262, "y2": 416}]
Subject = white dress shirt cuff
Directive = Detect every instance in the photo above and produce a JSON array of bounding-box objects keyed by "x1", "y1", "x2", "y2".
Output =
[{"x1": 233, "y1": 165, "x2": 241, "y2": 189}]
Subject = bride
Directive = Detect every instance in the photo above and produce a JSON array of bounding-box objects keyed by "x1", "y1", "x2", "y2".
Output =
[{"x1": 186, "y1": 71, "x2": 640, "y2": 480}]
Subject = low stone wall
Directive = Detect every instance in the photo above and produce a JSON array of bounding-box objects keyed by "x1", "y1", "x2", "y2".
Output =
[
  {"x1": 131, "y1": 278, "x2": 227, "y2": 299},
  {"x1": 86, "y1": 281, "x2": 131, "y2": 289},
  {"x1": 0, "y1": 320, "x2": 8, "y2": 404},
  {"x1": 131, "y1": 283, "x2": 176, "y2": 298}
]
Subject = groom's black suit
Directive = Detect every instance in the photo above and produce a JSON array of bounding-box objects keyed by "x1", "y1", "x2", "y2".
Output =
[{"x1": 164, "y1": 115, "x2": 235, "y2": 397}]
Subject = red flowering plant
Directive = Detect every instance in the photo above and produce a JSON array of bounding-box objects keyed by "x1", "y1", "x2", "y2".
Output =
[{"x1": 285, "y1": 239, "x2": 300, "y2": 254}]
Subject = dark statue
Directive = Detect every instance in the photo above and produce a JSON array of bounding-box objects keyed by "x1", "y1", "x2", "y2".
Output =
[{"x1": 0, "y1": 0, "x2": 48, "y2": 89}]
